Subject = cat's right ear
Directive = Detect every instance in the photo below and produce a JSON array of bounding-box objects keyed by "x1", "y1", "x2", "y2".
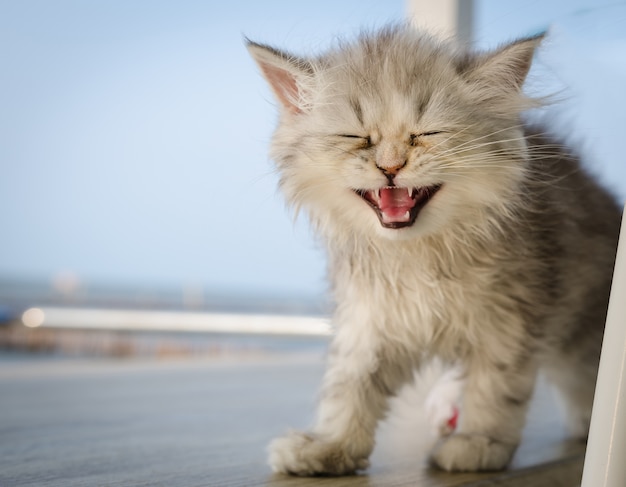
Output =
[{"x1": 246, "y1": 40, "x2": 313, "y2": 115}]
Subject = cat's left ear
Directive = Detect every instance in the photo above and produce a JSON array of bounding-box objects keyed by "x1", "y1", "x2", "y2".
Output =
[
  {"x1": 247, "y1": 40, "x2": 314, "y2": 115},
  {"x1": 460, "y1": 33, "x2": 545, "y2": 94}
]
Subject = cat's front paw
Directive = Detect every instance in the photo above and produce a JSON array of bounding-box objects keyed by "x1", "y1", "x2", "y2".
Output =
[
  {"x1": 430, "y1": 433, "x2": 516, "y2": 472},
  {"x1": 268, "y1": 431, "x2": 369, "y2": 476},
  {"x1": 425, "y1": 399, "x2": 459, "y2": 437}
]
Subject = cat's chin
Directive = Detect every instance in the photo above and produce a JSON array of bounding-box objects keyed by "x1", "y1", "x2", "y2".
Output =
[{"x1": 373, "y1": 220, "x2": 436, "y2": 241}]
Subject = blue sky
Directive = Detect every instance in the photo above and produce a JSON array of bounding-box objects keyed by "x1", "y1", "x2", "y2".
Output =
[{"x1": 1, "y1": 0, "x2": 624, "y2": 297}]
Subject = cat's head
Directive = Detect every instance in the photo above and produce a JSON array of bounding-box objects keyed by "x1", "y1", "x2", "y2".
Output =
[{"x1": 248, "y1": 26, "x2": 543, "y2": 241}]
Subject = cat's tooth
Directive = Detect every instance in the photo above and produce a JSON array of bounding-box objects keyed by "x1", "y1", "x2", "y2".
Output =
[
  {"x1": 407, "y1": 187, "x2": 412, "y2": 198},
  {"x1": 404, "y1": 211, "x2": 410, "y2": 220},
  {"x1": 375, "y1": 189, "x2": 381, "y2": 202}
]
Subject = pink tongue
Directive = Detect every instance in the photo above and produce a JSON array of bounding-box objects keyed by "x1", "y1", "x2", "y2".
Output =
[
  {"x1": 379, "y1": 187, "x2": 414, "y2": 210},
  {"x1": 379, "y1": 187, "x2": 415, "y2": 222}
]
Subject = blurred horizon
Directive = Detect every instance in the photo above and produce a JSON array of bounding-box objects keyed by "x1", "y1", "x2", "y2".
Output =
[{"x1": 1, "y1": 0, "x2": 625, "y2": 302}]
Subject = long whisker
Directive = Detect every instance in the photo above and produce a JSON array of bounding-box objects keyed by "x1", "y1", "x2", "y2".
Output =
[
  {"x1": 428, "y1": 124, "x2": 527, "y2": 156},
  {"x1": 434, "y1": 136, "x2": 527, "y2": 159}
]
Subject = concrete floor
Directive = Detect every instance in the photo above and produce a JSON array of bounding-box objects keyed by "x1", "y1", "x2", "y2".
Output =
[{"x1": 0, "y1": 352, "x2": 585, "y2": 487}]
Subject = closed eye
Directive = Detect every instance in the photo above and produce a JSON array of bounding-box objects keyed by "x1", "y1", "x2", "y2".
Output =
[
  {"x1": 338, "y1": 134, "x2": 372, "y2": 147},
  {"x1": 338, "y1": 134, "x2": 367, "y2": 139},
  {"x1": 410, "y1": 131, "x2": 445, "y2": 146}
]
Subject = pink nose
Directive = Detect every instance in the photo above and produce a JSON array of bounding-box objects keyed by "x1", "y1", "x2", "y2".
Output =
[
  {"x1": 376, "y1": 142, "x2": 407, "y2": 180},
  {"x1": 376, "y1": 160, "x2": 407, "y2": 184},
  {"x1": 377, "y1": 161, "x2": 406, "y2": 176}
]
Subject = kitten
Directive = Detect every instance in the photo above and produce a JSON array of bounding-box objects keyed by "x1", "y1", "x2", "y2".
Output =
[{"x1": 247, "y1": 25, "x2": 620, "y2": 474}]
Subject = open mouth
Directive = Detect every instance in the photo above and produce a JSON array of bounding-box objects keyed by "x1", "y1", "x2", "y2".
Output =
[{"x1": 354, "y1": 184, "x2": 442, "y2": 229}]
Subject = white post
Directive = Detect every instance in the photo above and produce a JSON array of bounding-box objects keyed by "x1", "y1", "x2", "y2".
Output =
[
  {"x1": 581, "y1": 206, "x2": 626, "y2": 487},
  {"x1": 407, "y1": 0, "x2": 474, "y2": 44}
]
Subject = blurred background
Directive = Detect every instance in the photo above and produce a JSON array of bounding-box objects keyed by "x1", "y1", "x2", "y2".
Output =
[{"x1": 0, "y1": 0, "x2": 624, "y2": 357}]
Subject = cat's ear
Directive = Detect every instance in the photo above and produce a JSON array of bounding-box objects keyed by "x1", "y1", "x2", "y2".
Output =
[
  {"x1": 247, "y1": 40, "x2": 314, "y2": 114},
  {"x1": 460, "y1": 33, "x2": 545, "y2": 94}
]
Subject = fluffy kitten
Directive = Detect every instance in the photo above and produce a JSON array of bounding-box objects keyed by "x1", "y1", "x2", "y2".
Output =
[{"x1": 247, "y1": 25, "x2": 620, "y2": 474}]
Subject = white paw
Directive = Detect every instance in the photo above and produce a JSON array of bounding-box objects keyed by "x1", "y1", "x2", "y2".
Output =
[
  {"x1": 268, "y1": 431, "x2": 370, "y2": 476},
  {"x1": 430, "y1": 433, "x2": 516, "y2": 472},
  {"x1": 425, "y1": 399, "x2": 459, "y2": 437}
]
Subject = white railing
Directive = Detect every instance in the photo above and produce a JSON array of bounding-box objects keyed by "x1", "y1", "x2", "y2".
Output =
[
  {"x1": 21, "y1": 306, "x2": 331, "y2": 337},
  {"x1": 581, "y1": 206, "x2": 626, "y2": 487}
]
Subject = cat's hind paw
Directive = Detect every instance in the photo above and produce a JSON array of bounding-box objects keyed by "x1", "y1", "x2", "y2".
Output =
[
  {"x1": 268, "y1": 431, "x2": 369, "y2": 476},
  {"x1": 430, "y1": 433, "x2": 516, "y2": 472}
]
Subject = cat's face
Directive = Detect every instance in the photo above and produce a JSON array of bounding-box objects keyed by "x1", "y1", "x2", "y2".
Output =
[{"x1": 249, "y1": 27, "x2": 541, "y2": 241}]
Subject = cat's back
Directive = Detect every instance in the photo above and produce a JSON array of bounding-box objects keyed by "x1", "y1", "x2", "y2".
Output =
[
  {"x1": 519, "y1": 126, "x2": 620, "y2": 335},
  {"x1": 522, "y1": 126, "x2": 620, "y2": 247}
]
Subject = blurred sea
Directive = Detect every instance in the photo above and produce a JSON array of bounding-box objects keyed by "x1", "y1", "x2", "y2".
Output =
[
  {"x1": 0, "y1": 278, "x2": 328, "y2": 317},
  {"x1": 0, "y1": 278, "x2": 330, "y2": 359}
]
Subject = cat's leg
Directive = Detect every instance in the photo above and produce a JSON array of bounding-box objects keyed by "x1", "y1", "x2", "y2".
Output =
[
  {"x1": 430, "y1": 350, "x2": 538, "y2": 472},
  {"x1": 542, "y1": 347, "x2": 600, "y2": 439},
  {"x1": 268, "y1": 330, "x2": 412, "y2": 476},
  {"x1": 424, "y1": 364, "x2": 464, "y2": 437},
  {"x1": 545, "y1": 367, "x2": 595, "y2": 438}
]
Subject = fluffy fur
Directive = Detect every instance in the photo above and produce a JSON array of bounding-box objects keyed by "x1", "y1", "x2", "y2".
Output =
[{"x1": 247, "y1": 25, "x2": 620, "y2": 475}]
